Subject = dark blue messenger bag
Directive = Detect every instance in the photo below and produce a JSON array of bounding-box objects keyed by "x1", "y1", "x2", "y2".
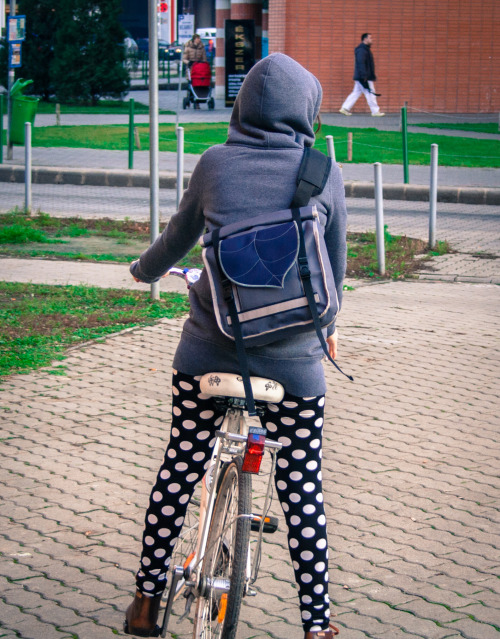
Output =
[{"x1": 201, "y1": 148, "x2": 352, "y2": 415}]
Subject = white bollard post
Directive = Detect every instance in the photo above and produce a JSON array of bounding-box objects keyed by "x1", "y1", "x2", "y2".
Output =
[
  {"x1": 374, "y1": 162, "x2": 385, "y2": 276},
  {"x1": 347, "y1": 132, "x2": 353, "y2": 162},
  {"x1": 429, "y1": 143, "x2": 438, "y2": 249},
  {"x1": 24, "y1": 122, "x2": 32, "y2": 214},
  {"x1": 326, "y1": 135, "x2": 336, "y2": 162},
  {"x1": 176, "y1": 126, "x2": 184, "y2": 210}
]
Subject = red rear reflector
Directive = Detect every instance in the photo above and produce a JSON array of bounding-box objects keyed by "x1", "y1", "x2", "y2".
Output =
[{"x1": 242, "y1": 429, "x2": 266, "y2": 474}]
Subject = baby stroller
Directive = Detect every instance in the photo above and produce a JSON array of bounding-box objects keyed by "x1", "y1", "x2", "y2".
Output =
[{"x1": 183, "y1": 61, "x2": 215, "y2": 110}]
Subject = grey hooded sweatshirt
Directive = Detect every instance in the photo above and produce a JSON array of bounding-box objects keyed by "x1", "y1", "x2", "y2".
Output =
[{"x1": 130, "y1": 53, "x2": 347, "y2": 396}]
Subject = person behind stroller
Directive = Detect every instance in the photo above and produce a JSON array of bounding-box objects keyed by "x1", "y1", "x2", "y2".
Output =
[{"x1": 183, "y1": 34, "x2": 207, "y2": 68}]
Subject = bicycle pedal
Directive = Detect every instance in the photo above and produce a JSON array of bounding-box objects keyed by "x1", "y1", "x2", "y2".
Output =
[{"x1": 250, "y1": 514, "x2": 279, "y2": 533}]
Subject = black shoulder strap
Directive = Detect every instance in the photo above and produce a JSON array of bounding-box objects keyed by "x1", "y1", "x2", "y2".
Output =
[
  {"x1": 291, "y1": 208, "x2": 353, "y2": 382},
  {"x1": 291, "y1": 147, "x2": 332, "y2": 208}
]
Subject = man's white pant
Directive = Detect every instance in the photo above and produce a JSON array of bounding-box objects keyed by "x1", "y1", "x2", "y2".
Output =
[{"x1": 341, "y1": 81, "x2": 381, "y2": 114}]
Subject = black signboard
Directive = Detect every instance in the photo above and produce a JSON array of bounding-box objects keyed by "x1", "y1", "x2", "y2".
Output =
[{"x1": 225, "y1": 19, "x2": 255, "y2": 107}]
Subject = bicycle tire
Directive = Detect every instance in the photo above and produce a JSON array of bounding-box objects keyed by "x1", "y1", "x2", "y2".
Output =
[{"x1": 193, "y1": 456, "x2": 251, "y2": 639}]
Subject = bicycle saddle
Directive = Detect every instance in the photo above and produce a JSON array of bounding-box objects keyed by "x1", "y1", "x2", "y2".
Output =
[{"x1": 200, "y1": 372, "x2": 285, "y2": 404}]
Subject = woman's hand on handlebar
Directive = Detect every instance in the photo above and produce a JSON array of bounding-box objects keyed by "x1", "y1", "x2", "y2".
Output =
[
  {"x1": 130, "y1": 260, "x2": 141, "y2": 283},
  {"x1": 326, "y1": 329, "x2": 338, "y2": 360}
]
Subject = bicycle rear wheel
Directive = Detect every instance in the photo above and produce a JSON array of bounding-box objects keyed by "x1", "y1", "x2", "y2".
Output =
[{"x1": 193, "y1": 456, "x2": 251, "y2": 639}]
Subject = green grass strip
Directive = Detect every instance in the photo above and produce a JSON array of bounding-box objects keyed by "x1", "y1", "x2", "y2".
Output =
[{"x1": 0, "y1": 282, "x2": 189, "y2": 377}]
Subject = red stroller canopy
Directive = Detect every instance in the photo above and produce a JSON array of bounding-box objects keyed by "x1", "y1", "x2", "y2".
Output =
[{"x1": 190, "y1": 62, "x2": 212, "y2": 87}]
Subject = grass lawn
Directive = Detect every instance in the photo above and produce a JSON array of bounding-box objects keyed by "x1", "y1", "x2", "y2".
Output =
[
  {"x1": 0, "y1": 282, "x2": 189, "y2": 377},
  {"x1": 27, "y1": 122, "x2": 500, "y2": 168},
  {"x1": 412, "y1": 122, "x2": 499, "y2": 134}
]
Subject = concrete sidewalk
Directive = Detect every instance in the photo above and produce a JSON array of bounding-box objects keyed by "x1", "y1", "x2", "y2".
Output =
[{"x1": 1, "y1": 279, "x2": 499, "y2": 639}]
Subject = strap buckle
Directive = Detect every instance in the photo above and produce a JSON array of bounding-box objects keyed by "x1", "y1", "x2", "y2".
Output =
[
  {"x1": 222, "y1": 282, "x2": 233, "y2": 301},
  {"x1": 298, "y1": 257, "x2": 311, "y2": 279}
]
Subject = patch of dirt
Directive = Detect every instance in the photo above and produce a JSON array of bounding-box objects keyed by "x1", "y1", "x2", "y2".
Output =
[
  {"x1": 346, "y1": 234, "x2": 432, "y2": 278},
  {"x1": 3, "y1": 312, "x2": 141, "y2": 339}
]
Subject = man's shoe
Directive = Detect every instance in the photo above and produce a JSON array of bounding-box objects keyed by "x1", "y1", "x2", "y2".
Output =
[
  {"x1": 124, "y1": 589, "x2": 162, "y2": 637},
  {"x1": 339, "y1": 108, "x2": 352, "y2": 116},
  {"x1": 372, "y1": 112, "x2": 385, "y2": 117},
  {"x1": 305, "y1": 623, "x2": 340, "y2": 638}
]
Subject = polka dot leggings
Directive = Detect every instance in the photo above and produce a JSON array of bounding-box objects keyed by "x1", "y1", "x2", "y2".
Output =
[{"x1": 136, "y1": 370, "x2": 331, "y2": 632}]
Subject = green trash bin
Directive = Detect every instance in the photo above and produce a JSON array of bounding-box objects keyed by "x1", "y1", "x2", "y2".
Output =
[{"x1": 10, "y1": 78, "x2": 39, "y2": 145}]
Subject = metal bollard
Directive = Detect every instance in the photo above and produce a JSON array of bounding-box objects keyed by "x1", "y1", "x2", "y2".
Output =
[
  {"x1": 326, "y1": 135, "x2": 336, "y2": 162},
  {"x1": 128, "y1": 98, "x2": 135, "y2": 169},
  {"x1": 56, "y1": 103, "x2": 61, "y2": 126},
  {"x1": 401, "y1": 103, "x2": 409, "y2": 184},
  {"x1": 176, "y1": 126, "x2": 184, "y2": 210},
  {"x1": 374, "y1": 162, "x2": 385, "y2": 276},
  {"x1": 429, "y1": 143, "x2": 438, "y2": 249},
  {"x1": 347, "y1": 132, "x2": 353, "y2": 161},
  {"x1": 25, "y1": 122, "x2": 32, "y2": 214}
]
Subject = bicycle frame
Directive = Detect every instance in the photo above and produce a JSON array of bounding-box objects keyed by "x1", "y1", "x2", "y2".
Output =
[{"x1": 160, "y1": 401, "x2": 281, "y2": 636}]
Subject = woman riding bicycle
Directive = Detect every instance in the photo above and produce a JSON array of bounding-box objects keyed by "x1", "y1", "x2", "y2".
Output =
[{"x1": 125, "y1": 53, "x2": 347, "y2": 638}]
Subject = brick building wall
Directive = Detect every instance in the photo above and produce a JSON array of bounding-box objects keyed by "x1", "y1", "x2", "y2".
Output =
[{"x1": 268, "y1": 0, "x2": 500, "y2": 113}]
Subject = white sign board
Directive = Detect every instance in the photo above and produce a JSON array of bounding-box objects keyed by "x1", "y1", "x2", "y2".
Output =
[{"x1": 178, "y1": 14, "x2": 195, "y2": 43}]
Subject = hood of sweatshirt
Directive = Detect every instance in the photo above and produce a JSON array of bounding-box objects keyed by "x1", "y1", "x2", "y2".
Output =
[{"x1": 226, "y1": 53, "x2": 322, "y2": 149}]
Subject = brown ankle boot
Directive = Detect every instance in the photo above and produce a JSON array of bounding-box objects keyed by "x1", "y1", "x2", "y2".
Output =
[
  {"x1": 304, "y1": 623, "x2": 340, "y2": 638},
  {"x1": 123, "y1": 589, "x2": 162, "y2": 637}
]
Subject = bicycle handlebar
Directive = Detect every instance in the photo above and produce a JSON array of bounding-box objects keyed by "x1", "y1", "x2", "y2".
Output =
[{"x1": 167, "y1": 267, "x2": 202, "y2": 289}]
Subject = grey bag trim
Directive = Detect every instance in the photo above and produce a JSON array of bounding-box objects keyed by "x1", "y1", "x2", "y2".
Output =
[{"x1": 227, "y1": 293, "x2": 320, "y2": 325}]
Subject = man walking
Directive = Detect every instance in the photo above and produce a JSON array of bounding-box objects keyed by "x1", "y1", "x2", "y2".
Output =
[{"x1": 340, "y1": 33, "x2": 384, "y2": 116}]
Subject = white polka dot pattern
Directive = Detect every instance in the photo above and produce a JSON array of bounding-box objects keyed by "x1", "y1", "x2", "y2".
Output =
[
  {"x1": 266, "y1": 391, "x2": 330, "y2": 630},
  {"x1": 136, "y1": 372, "x2": 330, "y2": 630}
]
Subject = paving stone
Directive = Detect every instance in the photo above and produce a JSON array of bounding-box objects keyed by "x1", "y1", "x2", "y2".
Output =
[
  {"x1": 13, "y1": 577, "x2": 68, "y2": 598},
  {"x1": 0, "y1": 558, "x2": 44, "y2": 582},
  {"x1": 57, "y1": 620, "x2": 123, "y2": 638},
  {"x1": 1, "y1": 616, "x2": 74, "y2": 639},
  {"x1": 443, "y1": 617, "x2": 500, "y2": 639},
  {"x1": 0, "y1": 599, "x2": 26, "y2": 624}
]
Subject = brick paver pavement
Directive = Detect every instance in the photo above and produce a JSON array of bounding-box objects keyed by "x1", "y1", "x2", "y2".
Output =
[{"x1": 1, "y1": 279, "x2": 499, "y2": 638}]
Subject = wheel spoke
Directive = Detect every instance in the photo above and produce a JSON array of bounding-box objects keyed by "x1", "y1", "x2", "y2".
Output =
[{"x1": 193, "y1": 458, "x2": 251, "y2": 639}]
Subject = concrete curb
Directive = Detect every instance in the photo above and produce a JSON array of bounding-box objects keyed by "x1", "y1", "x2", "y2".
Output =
[
  {"x1": 1, "y1": 164, "x2": 499, "y2": 204},
  {"x1": 0, "y1": 164, "x2": 189, "y2": 190},
  {"x1": 343, "y1": 180, "x2": 500, "y2": 205},
  {"x1": 417, "y1": 272, "x2": 500, "y2": 284}
]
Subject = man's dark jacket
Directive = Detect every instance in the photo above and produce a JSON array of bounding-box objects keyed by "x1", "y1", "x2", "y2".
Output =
[{"x1": 353, "y1": 42, "x2": 376, "y2": 82}]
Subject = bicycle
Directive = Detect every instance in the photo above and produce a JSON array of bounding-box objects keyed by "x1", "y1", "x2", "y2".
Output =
[{"x1": 156, "y1": 268, "x2": 284, "y2": 639}]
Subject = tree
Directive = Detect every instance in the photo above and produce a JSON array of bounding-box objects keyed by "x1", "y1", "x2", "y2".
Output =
[
  {"x1": 51, "y1": 0, "x2": 129, "y2": 104},
  {"x1": 16, "y1": 0, "x2": 58, "y2": 100}
]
